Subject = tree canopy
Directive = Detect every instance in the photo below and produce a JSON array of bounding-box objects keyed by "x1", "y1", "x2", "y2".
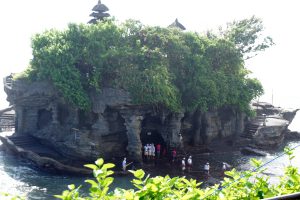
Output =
[{"x1": 19, "y1": 16, "x2": 270, "y2": 113}]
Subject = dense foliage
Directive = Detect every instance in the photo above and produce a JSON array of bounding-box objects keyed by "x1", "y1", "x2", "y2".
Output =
[
  {"x1": 19, "y1": 17, "x2": 270, "y2": 112},
  {"x1": 52, "y1": 147, "x2": 298, "y2": 200}
]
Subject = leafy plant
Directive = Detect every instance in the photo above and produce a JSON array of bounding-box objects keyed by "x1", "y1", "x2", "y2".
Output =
[
  {"x1": 54, "y1": 158, "x2": 115, "y2": 200},
  {"x1": 0, "y1": 193, "x2": 25, "y2": 200},
  {"x1": 52, "y1": 149, "x2": 300, "y2": 200}
]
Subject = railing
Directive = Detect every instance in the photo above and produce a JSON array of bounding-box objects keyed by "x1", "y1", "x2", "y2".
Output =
[{"x1": 263, "y1": 192, "x2": 300, "y2": 200}]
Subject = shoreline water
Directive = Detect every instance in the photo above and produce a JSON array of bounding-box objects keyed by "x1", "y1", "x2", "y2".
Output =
[
  {"x1": 2, "y1": 140, "x2": 299, "y2": 199},
  {"x1": 1, "y1": 112, "x2": 300, "y2": 200}
]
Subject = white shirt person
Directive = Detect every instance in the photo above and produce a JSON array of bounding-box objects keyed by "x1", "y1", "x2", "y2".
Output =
[
  {"x1": 122, "y1": 158, "x2": 127, "y2": 171},
  {"x1": 204, "y1": 162, "x2": 210, "y2": 175}
]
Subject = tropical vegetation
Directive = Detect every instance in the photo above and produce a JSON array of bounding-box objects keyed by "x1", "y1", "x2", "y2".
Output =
[
  {"x1": 16, "y1": 16, "x2": 273, "y2": 113},
  {"x1": 53, "y1": 147, "x2": 299, "y2": 200}
]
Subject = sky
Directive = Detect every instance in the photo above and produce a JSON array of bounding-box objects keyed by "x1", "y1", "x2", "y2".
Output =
[{"x1": 0, "y1": 0, "x2": 300, "y2": 110}]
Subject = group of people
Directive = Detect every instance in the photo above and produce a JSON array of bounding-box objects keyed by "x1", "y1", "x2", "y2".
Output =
[
  {"x1": 181, "y1": 159, "x2": 230, "y2": 176},
  {"x1": 181, "y1": 155, "x2": 193, "y2": 172},
  {"x1": 122, "y1": 142, "x2": 231, "y2": 177},
  {"x1": 143, "y1": 143, "x2": 162, "y2": 160},
  {"x1": 122, "y1": 155, "x2": 230, "y2": 179}
]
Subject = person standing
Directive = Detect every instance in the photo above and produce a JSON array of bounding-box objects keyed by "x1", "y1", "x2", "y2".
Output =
[
  {"x1": 162, "y1": 147, "x2": 167, "y2": 158},
  {"x1": 187, "y1": 156, "x2": 192, "y2": 172},
  {"x1": 181, "y1": 157, "x2": 186, "y2": 172},
  {"x1": 151, "y1": 143, "x2": 155, "y2": 160},
  {"x1": 222, "y1": 162, "x2": 227, "y2": 176},
  {"x1": 222, "y1": 162, "x2": 227, "y2": 170},
  {"x1": 172, "y1": 149, "x2": 177, "y2": 162},
  {"x1": 122, "y1": 158, "x2": 127, "y2": 172},
  {"x1": 156, "y1": 143, "x2": 161, "y2": 159},
  {"x1": 144, "y1": 144, "x2": 148, "y2": 161},
  {"x1": 222, "y1": 162, "x2": 231, "y2": 176},
  {"x1": 147, "y1": 144, "x2": 151, "y2": 160},
  {"x1": 179, "y1": 134, "x2": 183, "y2": 149},
  {"x1": 204, "y1": 162, "x2": 210, "y2": 177},
  {"x1": 149, "y1": 144, "x2": 152, "y2": 160}
]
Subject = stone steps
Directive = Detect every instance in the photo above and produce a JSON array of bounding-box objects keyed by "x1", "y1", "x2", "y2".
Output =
[
  {"x1": 8, "y1": 136, "x2": 62, "y2": 159},
  {"x1": 243, "y1": 123, "x2": 260, "y2": 139}
]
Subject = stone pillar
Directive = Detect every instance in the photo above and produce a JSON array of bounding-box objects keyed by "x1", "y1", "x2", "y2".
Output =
[
  {"x1": 203, "y1": 111, "x2": 221, "y2": 143},
  {"x1": 50, "y1": 103, "x2": 58, "y2": 124},
  {"x1": 194, "y1": 111, "x2": 202, "y2": 145},
  {"x1": 235, "y1": 111, "x2": 245, "y2": 135},
  {"x1": 167, "y1": 113, "x2": 184, "y2": 148},
  {"x1": 121, "y1": 113, "x2": 144, "y2": 163}
]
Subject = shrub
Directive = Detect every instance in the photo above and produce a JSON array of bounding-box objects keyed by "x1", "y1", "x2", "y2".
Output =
[{"x1": 55, "y1": 147, "x2": 300, "y2": 200}]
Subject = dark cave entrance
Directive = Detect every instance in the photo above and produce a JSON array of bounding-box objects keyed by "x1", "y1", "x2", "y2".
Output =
[
  {"x1": 57, "y1": 104, "x2": 69, "y2": 126},
  {"x1": 141, "y1": 115, "x2": 166, "y2": 146},
  {"x1": 140, "y1": 130, "x2": 166, "y2": 146}
]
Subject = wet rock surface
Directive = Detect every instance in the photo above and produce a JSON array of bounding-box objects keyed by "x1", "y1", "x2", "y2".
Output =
[
  {"x1": 241, "y1": 147, "x2": 267, "y2": 156},
  {"x1": 3, "y1": 77, "x2": 247, "y2": 164},
  {"x1": 2, "y1": 76, "x2": 299, "y2": 176},
  {"x1": 246, "y1": 102, "x2": 298, "y2": 149}
]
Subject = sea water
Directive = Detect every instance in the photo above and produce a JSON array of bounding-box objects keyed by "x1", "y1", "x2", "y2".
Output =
[{"x1": 0, "y1": 113, "x2": 300, "y2": 200}]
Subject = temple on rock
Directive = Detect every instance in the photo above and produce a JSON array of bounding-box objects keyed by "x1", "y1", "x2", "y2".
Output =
[
  {"x1": 88, "y1": 0, "x2": 110, "y2": 24},
  {"x1": 0, "y1": 2, "x2": 297, "y2": 174}
]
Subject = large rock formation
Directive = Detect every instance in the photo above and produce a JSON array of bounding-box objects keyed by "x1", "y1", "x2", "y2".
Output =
[
  {"x1": 245, "y1": 102, "x2": 299, "y2": 148},
  {"x1": 3, "y1": 76, "x2": 297, "y2": 164}
]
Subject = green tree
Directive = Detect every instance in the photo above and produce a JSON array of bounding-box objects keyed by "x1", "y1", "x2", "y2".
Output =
[
  {"x1": 222, "y1": 15, "x2": 275, "y2": 60},
  {"x1": 18, "y1": 17, "x2": 267, "y2": 113}
]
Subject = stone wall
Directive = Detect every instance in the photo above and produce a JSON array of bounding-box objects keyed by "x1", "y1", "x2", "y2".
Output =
[
  {"x1": 181, "y1": 107, "x2": 245, "y2": 146},
  {"x1": 4, "y1": 76, "x2": 247, "y2": 163}
]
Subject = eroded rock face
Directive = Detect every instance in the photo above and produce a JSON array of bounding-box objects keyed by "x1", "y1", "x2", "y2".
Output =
[
  {"x1": 3, "y1": 76, "x2": 250, "y2": 162},
  {"x1": 248, "y1": 102, "x2": 298, "y2": 148},
  {"x1": 254, "y1": 121, "x2": 288, "y2": 148}
]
